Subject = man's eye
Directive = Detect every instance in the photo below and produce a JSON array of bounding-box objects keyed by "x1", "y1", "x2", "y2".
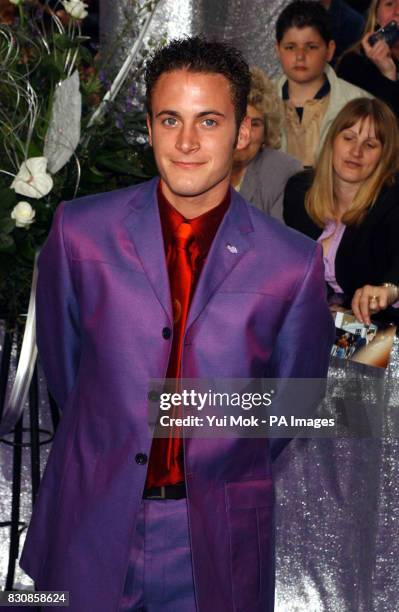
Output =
[
  {"x1": 202, "y1": 119, "x2": 217, "y2": 127},
  {"x1": 308, "y1": 45, "x2": 319, "y2": 50},
  {"x1": 283, "y1": 45, "x2": 294, "y2": 50},
  {"x1": 162, "y1": 117, "x2": 177, "y2": 127}
]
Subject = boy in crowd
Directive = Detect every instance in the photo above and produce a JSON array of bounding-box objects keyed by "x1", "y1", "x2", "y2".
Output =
[{"x1": 275, "y1": 0, "x2": 370, "y2": 167}]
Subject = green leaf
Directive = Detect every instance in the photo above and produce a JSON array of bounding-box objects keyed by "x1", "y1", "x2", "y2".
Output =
[
  {"x1": 88, "y1": 165, "x2": 106, "y2": 177},
  {"x1": 79, "y1": 46, "x2": 95, "y2": 65},
  {"x1": 53, "y1": 33, "x2": 76, "y2": 50},
  {"x1": 18, "y1": 240, "x2": 36, "y2": 261},
  {"x1": 27, "y1": 142, "x2": 43, "y2": 158},
  {"x1": 83, "y1": 170, "x2": 109, "y2": 185},
  {"x1": 39, "y1": 56, "x2": 63, "y2": 81},
  {"x1": 0, "y1": 233, "x2": 15, "y2": 253},
  {"x1": 96, "y1": 156, "x2": 137, "y2": 175},
  {"x1": 0, "y1": 218, "x2": 16, "y2": 234},
  {"x1": 0, "y1": 189, "x2": 17, "y2": 210}
]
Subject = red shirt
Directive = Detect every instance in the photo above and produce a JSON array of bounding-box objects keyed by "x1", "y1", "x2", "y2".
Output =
[{"x1": 145, "y1": 182, "x2": 230, "y2": 488}]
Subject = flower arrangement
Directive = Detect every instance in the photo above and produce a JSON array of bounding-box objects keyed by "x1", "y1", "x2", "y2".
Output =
[{"x1": 0, "y1": 0, "x2": 157, "y2": 324}]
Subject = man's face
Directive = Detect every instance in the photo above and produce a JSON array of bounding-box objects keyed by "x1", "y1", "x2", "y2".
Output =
[
  {"x1": 147, "y1": 69, "x2": 250, "y2": 217},
  {"x1": 276, "y1": 26, "x2": 335, "y2": 85}
]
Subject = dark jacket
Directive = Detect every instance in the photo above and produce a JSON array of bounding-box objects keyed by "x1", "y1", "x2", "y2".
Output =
[
  {"x1": 283, "y1": 170, "x2": 399, "y2": 306},
  {"x1": 337, "y1": 50, "x2": 399, "y2": 119},
  {"x1": 328, "y1": 0, "x2": 365, "y2": 65}
]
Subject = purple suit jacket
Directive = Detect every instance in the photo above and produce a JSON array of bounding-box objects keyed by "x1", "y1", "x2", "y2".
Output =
[{"x1": 20, "y1": 178, "x2": 334, "y2": 611}]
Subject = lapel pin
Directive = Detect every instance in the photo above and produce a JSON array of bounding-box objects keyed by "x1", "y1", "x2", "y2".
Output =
[{"x1": 226, "y1": 243, "x2": 238, "y2": 254}]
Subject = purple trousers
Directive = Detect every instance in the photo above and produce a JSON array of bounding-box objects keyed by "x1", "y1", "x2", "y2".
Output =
[{"x1": 120, "y1": 499, "x2": 197, "y2": 611}]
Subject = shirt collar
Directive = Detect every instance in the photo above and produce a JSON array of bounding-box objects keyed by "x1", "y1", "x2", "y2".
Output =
[{"x1": 282, "y1": 76, "x2": 331, "y2": 101}]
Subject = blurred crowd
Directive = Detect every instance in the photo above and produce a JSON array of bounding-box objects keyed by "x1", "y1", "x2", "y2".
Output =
[{"x1": 231, "y1": 0, "x2": 399, "y2": 333}]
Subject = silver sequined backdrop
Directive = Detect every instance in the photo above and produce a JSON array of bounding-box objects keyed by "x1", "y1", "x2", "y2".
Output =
[
  {"x1": 99, "y1": 0, "x2": 289, "y2": 78},
  {"x1": 2, "y1": 1, "x2": 399, "y2": 610}
]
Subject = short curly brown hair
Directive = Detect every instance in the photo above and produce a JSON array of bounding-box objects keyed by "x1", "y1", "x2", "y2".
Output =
[
  {"x1": 144, "y1": 36, "x2": 251, "y2": 129},
  {"x1": 248, "y1": 67, "x2": 283, "y2": 149}
]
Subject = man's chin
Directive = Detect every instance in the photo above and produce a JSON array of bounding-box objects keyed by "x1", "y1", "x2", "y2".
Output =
[{"x1": 160, "y1": 179, "x2": 220, "y2": 200}]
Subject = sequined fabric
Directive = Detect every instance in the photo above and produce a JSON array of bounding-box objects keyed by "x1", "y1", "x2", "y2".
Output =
[
  {"x1": 274, "y1": 338, "x2": 399, "y2": 611},
  {"x1": 100, "y1": 0, "x2": 289, "y2": 78}
]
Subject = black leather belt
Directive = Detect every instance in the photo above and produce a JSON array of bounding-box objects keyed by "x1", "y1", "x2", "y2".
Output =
[{"x1": 143, "y1": 483, "x2": 186, "y2": 500}]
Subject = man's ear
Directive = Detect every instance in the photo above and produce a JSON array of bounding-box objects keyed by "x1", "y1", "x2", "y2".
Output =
[
  {"x1": 146, "y1": 113, "x2": 153, "y2": 146},
  {"x1": 275, "y1": 42, "x2": 281, "y2": 61},
  {"x1": 326, "y1": 40, "x2": 336, "y2": 63},
  {"x1": 235, "y1": 116, "x2": 251, "y2": 151}
]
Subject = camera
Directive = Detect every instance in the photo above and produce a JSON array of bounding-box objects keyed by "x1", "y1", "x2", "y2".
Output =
[{"x1": 369, "y1": 20, "x2": 399, "y2": 47}]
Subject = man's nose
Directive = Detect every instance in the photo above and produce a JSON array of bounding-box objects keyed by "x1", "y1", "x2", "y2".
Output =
[
  {"x1": 175, "y1": 124, "x2": 200, "y2": 153},
  {"x1": 295, "y1": 47, "x2": 305, "y2": 60}
]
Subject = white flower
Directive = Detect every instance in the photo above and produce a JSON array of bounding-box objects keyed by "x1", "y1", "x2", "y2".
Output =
[
  {"x1": 8, "y1": 0, "x2": 23, "y2": 5},
  {"x1": 10, "y1": 157, "x2": 53, "y2": 199},
  {"x1": 62, "y1": 0, "x2": 88, "y2": 19},
  {"x1": 11, "y1": 202, "x2": 36, "y2": 228}
]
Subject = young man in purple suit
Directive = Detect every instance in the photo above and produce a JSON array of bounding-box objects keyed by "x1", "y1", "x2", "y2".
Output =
[{"x1": 20, "y1": 38, "x2": 334, "y2": 611}]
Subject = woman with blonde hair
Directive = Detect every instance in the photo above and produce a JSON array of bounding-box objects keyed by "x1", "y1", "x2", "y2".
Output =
[
  {"x1": 231, "y1": 66, "x2": 301, "y2": 221},
  {"x1": 337, "y1": 0, "x2": 399, "y2": 118},
  {"x1": 283, "y1": 97, "x2": 399, "y2": 325}
]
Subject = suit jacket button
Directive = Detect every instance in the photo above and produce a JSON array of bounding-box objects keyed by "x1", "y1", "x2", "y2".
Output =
[
  {"x1": 135, "y1": 453, "x2": 148, "y2": 465},
  {"x1": 162, "y1": 327, "x2": 172, "y2": 339},
  {"x1": 148, "y1": 390, "x2": 160, "y2": 402}
]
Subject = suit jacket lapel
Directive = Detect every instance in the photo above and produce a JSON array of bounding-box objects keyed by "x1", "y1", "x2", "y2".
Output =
[
  {"x1": 123, "y1": 181, "x2": 254, "y2": 328},
  {"x1": 123, "y1": 178, "x2": 173, "y2": 323},
  {"x1": 187, "y1": 191, "x2": 254, "y2": 329}
]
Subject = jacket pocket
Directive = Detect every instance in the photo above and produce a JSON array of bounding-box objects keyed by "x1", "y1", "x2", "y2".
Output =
[{"x1": 225, "y1": 479, "x2": 274, "y2": 610}]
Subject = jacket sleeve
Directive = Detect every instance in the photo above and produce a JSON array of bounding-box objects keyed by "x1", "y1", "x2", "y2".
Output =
[
  {"x1": 382, "y1": 203, "x2": 399, "y2": 286},
  {"x1": 337, "y1": 52, "x2": 399, "y2": 118},
  {"x1": 36, "y1": 202, "x2": 81, "y2": 410},
  {"x1": 282, "y1": 171, "x2": 321, "y2": 240},
  {"x1": 267, "y1": 243, "x2": 335, "y2": 460}
]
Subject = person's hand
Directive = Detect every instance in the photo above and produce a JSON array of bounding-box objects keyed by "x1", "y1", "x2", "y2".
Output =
[
  {"x1": 361, "y1": 33, "x2": 397, "y2": 80},
  {"x1": 351, "y1": 284, "x2": 398, "y2": 325}
]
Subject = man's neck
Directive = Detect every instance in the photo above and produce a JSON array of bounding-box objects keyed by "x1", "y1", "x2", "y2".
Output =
[
  {"x1": 160, "y1": 178, "x2": 231, "y2": 219},
  {"x1": 287, "y1": 74, "x2": 327, "y2": 107}
]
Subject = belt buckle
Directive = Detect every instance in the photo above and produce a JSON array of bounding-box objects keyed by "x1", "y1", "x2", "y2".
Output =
[{"x1": 146, "y1": 485, "x2": 166, "y2": 500}]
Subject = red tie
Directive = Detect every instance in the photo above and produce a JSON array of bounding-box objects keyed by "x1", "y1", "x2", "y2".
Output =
[
  {"x1": 169, "y1": 222, "x2": 194, "y2": 376},
  {"x1": 145, "y1": 222, "x2": 194, "y2": 487}
]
